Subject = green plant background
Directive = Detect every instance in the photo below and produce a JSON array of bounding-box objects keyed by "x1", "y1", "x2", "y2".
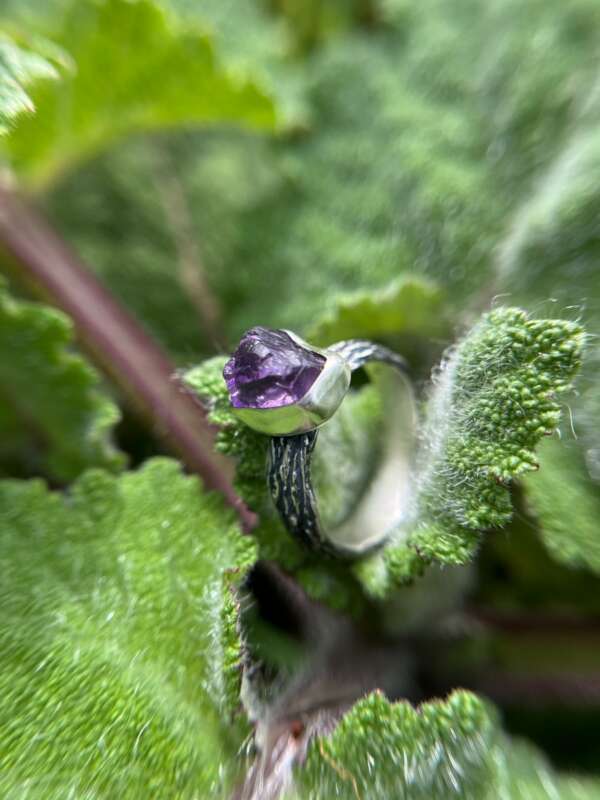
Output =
[{"x1": 1, "y1": 0, "x2": 600, "y2": 797}]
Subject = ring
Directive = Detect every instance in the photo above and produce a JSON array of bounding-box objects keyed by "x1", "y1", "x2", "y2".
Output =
[{"x1": 223, "y1": 326, "x2": 410, "y2": 558}]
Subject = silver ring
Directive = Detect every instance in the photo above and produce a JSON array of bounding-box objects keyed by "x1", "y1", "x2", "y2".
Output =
[{"x1": 223, "y1": 327, "x2": 410, "y2": 558}]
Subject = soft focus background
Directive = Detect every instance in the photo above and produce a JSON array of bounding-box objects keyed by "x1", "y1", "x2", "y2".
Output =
[{"x1": 2, "y1": 1, "x2": 600, "y2": 797}]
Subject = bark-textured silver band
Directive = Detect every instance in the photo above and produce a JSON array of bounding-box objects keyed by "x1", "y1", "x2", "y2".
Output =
[{"x1": 267, "y1": 340, "x2": 408, "y2": 558}]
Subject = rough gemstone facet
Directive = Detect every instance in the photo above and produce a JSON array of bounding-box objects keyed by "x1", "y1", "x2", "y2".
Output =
[{"x1": 223, "y1": 327, "x2": 326, "y2": 409}]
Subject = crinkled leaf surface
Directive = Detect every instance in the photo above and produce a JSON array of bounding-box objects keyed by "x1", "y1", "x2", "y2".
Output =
[
  {"x1": 0, "y1": 30, "x2": 63, "y2": 134},
  {"x1": 187, "y1": 0, "x2": 600, "y2": 337},
  {"x1": 3, "y1": 0, "x2": 277, "y2": 188},
  {"x1": 0, "y1": 459, "x2": 256, "y2": 798},
  {"x1": 410, "y1": 308, "x2": 583, "y2": 558},
  {"x1": 351, "y1": 307, "x2": 583, "y2": 597},
  {"x1": 294, "y1": 690, "x2": 594, "y2": 800},
  {"x1": 296, "y1": 690, "x2": 498, "y2": 800},
  {"x1": 0, "y1": 285, "x2": 124, "y2": 481}
]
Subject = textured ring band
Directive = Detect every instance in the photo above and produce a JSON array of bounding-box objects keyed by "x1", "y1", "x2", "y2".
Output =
[{"x1": 223, "y1": 328, "x2": 409, "y2": 557}]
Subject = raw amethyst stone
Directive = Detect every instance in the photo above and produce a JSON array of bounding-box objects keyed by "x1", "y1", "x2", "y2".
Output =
[{"x1": 224, "y1": 327, "x2": 326, "y2": 409}]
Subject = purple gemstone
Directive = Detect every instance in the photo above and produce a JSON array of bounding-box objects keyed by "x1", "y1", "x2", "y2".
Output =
[{"x1": 223, "y1": 327, "x2": 326, "y2": 409}]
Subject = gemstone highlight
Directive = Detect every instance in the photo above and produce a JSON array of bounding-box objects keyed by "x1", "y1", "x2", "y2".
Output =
[{"x1": 223, "y1": 327, "x2": 326, "y2": 409}]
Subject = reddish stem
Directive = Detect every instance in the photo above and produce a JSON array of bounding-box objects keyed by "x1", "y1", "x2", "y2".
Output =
[{"x1": 0, "y1": 186, "x2": 256, "y2": 530}]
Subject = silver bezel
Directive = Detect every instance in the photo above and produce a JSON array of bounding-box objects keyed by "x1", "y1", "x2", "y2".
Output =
[{"x1": 231, "y1": 331, "x2": 351, "y2": 436}]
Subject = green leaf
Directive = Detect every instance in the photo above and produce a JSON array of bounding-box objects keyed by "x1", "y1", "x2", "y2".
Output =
[
  {"x1": 3, "y1": 0, "x2": 277, "y2": 188},
  {"x1": 0, "y1": 31, "x2": 63, "y2": 134},
  {"x1": 168, "y1": 0, "x2": 308, "y2": 127},
  {"x1": 407, "y1": 307, "x2": 583, "y2": 565},
  {"x1": 295, "y1": 689, "x2": 585, "y2": 800},
  {"x1": 42, "y1": 0, "x2": 600, "y2": 364},
  {"x1": 355, "y1": 307, "x2": 584, "y2": 597},
  {"x1": 184, "y1": 355, "x2": 270, "y2": 514},
  {"x1": 0, "y1": 285, "x2": 124, "y2": 481},
  {"x1": 492, "y1": 740, "x2": 600, "y2": 800},
  {"x1": 297, "y1": 691, "x2": 497, "y2": 799},
  {"x1": 0, "y1": 459, "x2": 256, "y2": 798},
  {"x1": 524, "y1": 437, "x2": 600, "y2": 574},
  {"x1": 307, "y1": 275, "x2": 449, "y2": 350}
]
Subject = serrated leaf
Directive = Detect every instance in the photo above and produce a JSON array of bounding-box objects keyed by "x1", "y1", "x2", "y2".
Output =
[
  {"x1": 407, "y1": 307, "x2": 583, "y2": 566},
  {"x1": 168, "y1": 0, "x2": 308, "y2": 127},
  {"x1": 0, "y1": 31, "x2": 63, "y2": 134},
  {"x1": 0, "y1": 285, "x2": 124, "y2": 480},
  {"x1": 523, "y1": 437, "x2": 600, "y2": 574},
  {"x1": 355, "y1": 307, "x2": 585, "y2": 597},
  {"x1": 295, "y1": 689, "x2": 581, "y2": 800},
  {"x1": 299, "y1": 690, "x2": 497, "y2": 799},
  {"x1": 0, "y1": 458, "x2": 257, "y2": 798},
  {"x1": 3, "y1": 0, "x2": 277, "y2": 188},
  {"x1": 35, "y1": 0, "x2": 600, "y2": 371},
  {"x1": 307, "y1": 276, "x2": 449, "y2": 350},
  {"x1": 184, "y1": 355, "x2": 270, "y2": 514}
]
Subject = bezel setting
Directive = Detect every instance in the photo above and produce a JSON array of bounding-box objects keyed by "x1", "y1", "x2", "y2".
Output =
[{"x1": 225, "y1": 329, "x2": 351, "y2": 436}]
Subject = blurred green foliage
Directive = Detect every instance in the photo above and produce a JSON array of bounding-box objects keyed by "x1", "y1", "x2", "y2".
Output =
[
  {"x1": 1, "y1": 0, "x2": 277, "y2": 187},
  {"x1": 1, "y1": 0, "x2": 600, "y2": 796},
  {"x1": 0, "y1": 29, "x2": 63, "y2": 134},
  {"x1": 0, "y1": 283, "x2": 124, "y2": 480}
]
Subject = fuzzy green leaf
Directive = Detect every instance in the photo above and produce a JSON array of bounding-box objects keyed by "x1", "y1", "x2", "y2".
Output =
[
  {"x1": 408, "y1": 307, "x2": 583, "y2": 565},
  {"x1": 182, "y1": 0, "x2": 600, "y2": 338},
  {"x1": 0, "y1": 459, "x2": 257, "y2": 798},
  {"x1": 3, "y1": 0, "x2": 277, "y2": 188},
  {"x1": 356, "y1": 307, "x2": 584, "y2": 597},
  {"x1": 0, "y1": 31, "x2": 63, "y2": 134},
  {"x1": 296, "y1": 691, "x2": 498, "y2": 799},
  {"x1": 184, "y1": 356, "x2": 270, "y2": 514},
  {"x1": 295, "y1": 689, "x2": 588, "y2": 800},
  {"x1": 0, "y1": 285, "x2": 124, "y2": 480}
]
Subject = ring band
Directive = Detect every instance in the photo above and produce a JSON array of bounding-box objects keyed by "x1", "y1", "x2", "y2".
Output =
[{"x1": 223, "y1": 328, "x2": 410, "y2": 558}]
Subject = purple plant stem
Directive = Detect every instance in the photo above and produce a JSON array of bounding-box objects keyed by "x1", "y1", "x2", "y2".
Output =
[{"x1": 0, "y1": 185, "x2": 256, "y2": 530}]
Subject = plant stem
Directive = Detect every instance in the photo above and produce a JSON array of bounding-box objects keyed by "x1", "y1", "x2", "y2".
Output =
[{"x1": 0, "y1": 185, "x2": 256, "y2": 530}]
